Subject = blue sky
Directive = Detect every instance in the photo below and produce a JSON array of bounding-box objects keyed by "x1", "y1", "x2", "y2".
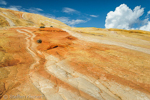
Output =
[{"x1": 0, "y1": 0, "x2": 150, "y2": 31}]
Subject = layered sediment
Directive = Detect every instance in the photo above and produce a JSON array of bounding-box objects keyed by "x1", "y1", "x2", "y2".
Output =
[
  {"x1": 0, "y1": 8, "x2": 150, "y2": 100},
  {"x1": 1, "y1": 27, "x2": 150, "y2": 100}
]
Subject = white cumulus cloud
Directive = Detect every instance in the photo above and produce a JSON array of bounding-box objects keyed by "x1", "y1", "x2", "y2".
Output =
[
  {"x1": 0, "y1": 0, "x2": 7, "y2": 5},
  {"x1": 139, "y1": 21, "x2": 150, "y2": 31},
  {"x1": 62, "y1": 7, "x2": 80, "y2": 14},
  {"x1": 147, "y1": 11, "x2": 150, "y2": 15},
  {"x1": 105, "y1": 4, "x2": 144, "y2": 29},
  {"x1": 90, "y1": 15, "x2": 99, "y2": 17}
]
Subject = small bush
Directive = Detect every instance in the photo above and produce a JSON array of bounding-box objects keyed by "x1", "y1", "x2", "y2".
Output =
[
  {"x1": 50, "y1": 26, "x2": 53, "y2": 27},
  {"x1": 40, "y1": 26, "x2": 45, "y2": 28},
  {"x1": 37, "y1": 39, "x2": 42, "y2": 43}
]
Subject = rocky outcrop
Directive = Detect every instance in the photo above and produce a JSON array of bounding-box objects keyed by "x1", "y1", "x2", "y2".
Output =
[
  {"x1": 0, "y1": 8, "x2": 69, "y2": 28},
  {"x1": 0, "y1": 8, "x2": 150, "y2": 100}
]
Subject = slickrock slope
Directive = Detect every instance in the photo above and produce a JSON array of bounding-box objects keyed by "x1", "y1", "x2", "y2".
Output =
[
  {"x1": 0, "y1": 8, "x2": 69, "y2": 28},
  {"x1": 0, "y1": 8, "x2": 150, "y2": 100}
]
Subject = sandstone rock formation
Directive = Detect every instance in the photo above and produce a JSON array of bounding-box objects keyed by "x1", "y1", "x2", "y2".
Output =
[
  {"x1": 0, "y1": 8, "x2": 69, "y2": 28},
  {"x1": 0, "y1": 8, "x2": 150, "y2": 100}
]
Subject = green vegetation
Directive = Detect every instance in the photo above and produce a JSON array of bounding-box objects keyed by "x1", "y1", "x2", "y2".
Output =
[{"x1": 37, "y1": 39, "x2": 42, "y2": 43}]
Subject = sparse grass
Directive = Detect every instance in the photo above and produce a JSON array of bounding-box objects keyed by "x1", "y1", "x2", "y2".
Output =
[
  {"x1": 0, "y1": 15, "x2": 9, "y2": 27},
  {"x1": 72, "y1": 27, "x2": 150, "y2": 41},
  {"x1": 72, "y1": 28, "x2": 107, "y2": 37},
  {"x1": 113, "y1": 30, "x2": 150, "y2": 41},
  {"x1": 0, "y1": 51, "x2": 5, "y2": 61},
  {"x1": 108, "y1": 28, "x2": 150, "y2": 35}
]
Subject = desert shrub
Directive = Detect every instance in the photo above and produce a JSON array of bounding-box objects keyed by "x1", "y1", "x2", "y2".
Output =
[
  {"x1": 40, "y1": 23, "x2": 45, "y2": 28},
  {"x1": 37, "y1": 39, "x2": 42, "y2": 43},
  {"x1": 40, "y1": 26, "x2": 45, "y2": 28}
]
